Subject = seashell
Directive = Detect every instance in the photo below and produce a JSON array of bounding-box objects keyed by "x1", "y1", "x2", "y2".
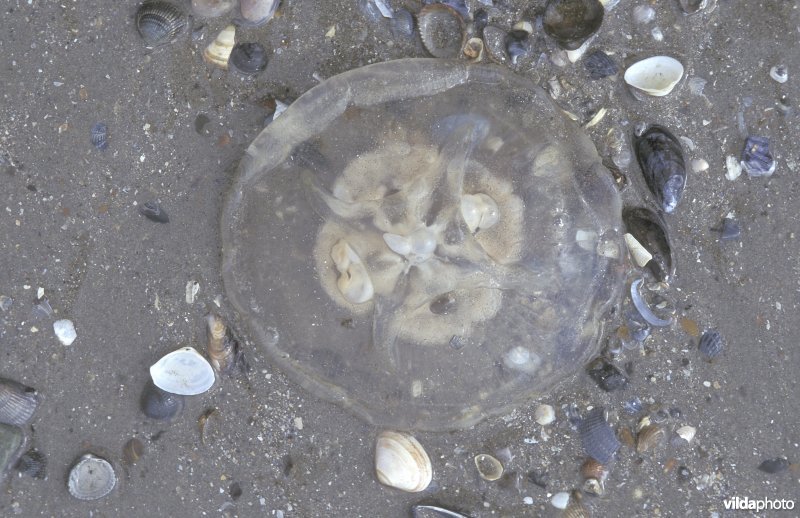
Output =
[
  {"x1": 203, "y1": 25, "x2": 236, "y2": 70},
  {"x1": 191, "y1": 0, "x2": 236, "y2": 19},
  {"x1": 624, "y1": 56, "x2": 684, "y2": 97},
  {"x1": 624, "y1": 233, "x2": 652, "y2": 268},
  {"x1": 769, "y1": 64, "x2": 788, "y2": 84},
  {"x1": 758, "y1": 457, "x2": 790, "y2": 474},
  {"x1": 140, "y1": 379, "x2": 185, "y2": 420},
  {"x1": 563, "y1": 501, "x2": 591, "y2": 518},
  {"x1": 230, "y1": 42, "x2": 269, "y2": 76},
  {"x1": 586, "y1": 357, "x2": 628, "y2": 392},
  {"x1": 239, "y1": 0, "x2": 279, "y2": 27},
  {"x1": 0, "y1": 295, "x2": 11, "y2": 312},
  {"x1": 579, "y1": 407, "x2": 620, "y2": 464},
  {"x1": 460, "y1": 193, "x2": 499, "y2": 232},
  {"x1": 0, "y1": 423, "x2": 27, "y2": 480},
  {"x1": 584, "y1": 49, "x2": 618, "y2": 80},
  {"x1": 543, "y1": 0, "x2": 605, "y2": 51},
  {"x1": 0, "y1": 378, "x2": 38, "y2": 427},
  {"x1": 698, "y1": 329, "x2": 723, "y2": 359},
  {"x1": 678, "y1": 0, "x2": 717, "y2": 15},
  {"x1": 331, "y1": 240, "x2": 374, "y2": 304},
  {"x1": 417, "y1": 4, "x2": 465, "y2": 59},
  {"x1": 580, "y1": 458, "x2": 608, "y2": 483},
  {"x1": 630, "y1": 278, "x2": 673, "y2": 327},
  {"x1": 122, "y1": 438, "x2": 145, "y2": 465},
  {"x1": 15, "y1": 448, "x2": 47, "y2": 479},
  {"x1": 389, "y1": 8, "x2": 415, "y2": 39},
  {"x1": 67, "y1": 454, "x2": 116, "y2": 500},
  {"x1": 534, "y1": 404, "x2": 555, "y2": 426},
  {"x1": 634, "y1": 125, "x2": 686, "y2": 213},
  {"x1": 482, "y1": 25, "x2": 508, "y2": 64},
  {"x1": 474, "y1": 453, "x2": 503, "y2": 481},
  {"x1": 411, "y1": 505, "x2": 469, "y2": 518},
  {"x1": 551, "y1": 491, "x2": 570, "y2": 509},
  {"x1": 206, "y1": 312, "x2": 245, "y2": 374},
  {"x1": 636, "y1": 424, "x2": 665, "y2": 453},
  {"x1": 462, "y1": 37, "x2": 484, "y2": 61},
  {"x1": 53, "y1": 319, "x2": 77, "y2": 345},
  {"x1": 632, "y1": 5, "x2": 655, "y2": 24},
  {"x1": 139, "y1": 201, "x2": 169, "y2": 223},
  {"x1": 136, "y1": 1, "x2": 187, "y2": 48},
  {"x1": 740, "y1": 135, "x2": 775, "y2": 177},
  {"x1": 374, "y1": 430, "x2": 432, "y2": 492},
  {"x1": 149, "y1": 346, "x2": 216, "y2": 396},
  {"x1": 673, "y1": 425, "x2": 696, "y2": 445},
  {"x1": 623, "y1": 207, "x2": 674, "y2": 282},
  {"x1": 719, "y1": 217, "x2": 740, "y2": 241},
  {"x1": 90, "y1": 122, "x2": 108, "y2": 151},
  {"x1": 505, "y1": 29, "x2": 531, "y2": 65}
]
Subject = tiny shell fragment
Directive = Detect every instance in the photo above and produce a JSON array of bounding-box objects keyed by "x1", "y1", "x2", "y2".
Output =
[
  {"x1": 534, "y1": 404, "x2": 555, "y2": 425},
  {"x1": 53, "y1": 319, "x2": 77, "y2": 345}
]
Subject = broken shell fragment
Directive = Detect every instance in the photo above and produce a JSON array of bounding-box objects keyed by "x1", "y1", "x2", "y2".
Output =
[
  {"x1": 579, "y1": 407, "x2": 620, "y2": 464},
  {"x1": 375, "y1": 431, "x2": 432, "y2": 492},
  {"x1": 0, "y1": 378, "x2": 38, "y2": 427},
  {"x1": 68, "y1": 454, "x2": 116, "y2": 500},
  {"x1": 679, "y1": 0, "x2": 717, "y2": 15},
  {"x1": 674, "y1": 425, "x2": 696, "y2": 445},
  {"x1": 331, "y1": 240, "x2": 374, "y2": 304},
  {"x1": 584, "y1": 49, "x2": 618, "y2": 79},
  {"x1": 769, "y1": 64, "x2": 788, "y2": 84},
  {"x1": 624, "y1": 233, "x2": 653, "y2": 268},
  {"x1": 543, "y1": 0, "x2": 605, "y2": 51},
  {"x1": 462, "y1": 37, "x2": 484, "y2": 61},
  {"x1": 191, "y1": 0, "x2": 236, "y2": 19},
  {"x1": 740, "y1": 135, "x2": 776, "y2": 177},
  {"x1": 623, "y1": 207, "x2": 674, "y2": 282},
  {"x1": 206, "y1": 312, "x2": 245, "y2": 374},
  {"x1": 15, "y1": 448, "x2": 47, "y2": 479},
  {"x1": 411, "y1": 505, "x2": 469, "y2": 518},
  {"x1": 636, "y1": 424, "x2": 665, "y2": 453},
  {"x1": 698, "y1": 329, "x2": 723, "y2": 359},
  {"x1": 53, "y1": 319, "x2": 77, "y2": 346},
  {"x1": 534, "y1": 404, "x2": 555, "y2": 425},
  {"x1": 203, "y1": 24, "x2": 236, "y2": 69},
  {"x1": 474, "y1": 453, "x2": 503, "y2": 481},
  {"x1": 90, "y1": 122, "x2": 108, "y2": 151},
  {"x1": 417, "y1": 3, "x2": 465, "y2": 59},
  {"x1": 239, "y1": 0, "x2": 279, "y2": 26},
  {"x1": 149, "y1": 347, "x2": 215, "y2": 396},
  {"x1": 624, "y1": 56, "x2": 684, "y2": 97},
  {"x1": 461, "y1": 193, "x2": 499, "y2": 232},
  {"x1": 136, "y1": 1, "x2": 187, "y2": 48},
  {"x1": 0, "y1": 423, "x2": 26, "y2": 480}
]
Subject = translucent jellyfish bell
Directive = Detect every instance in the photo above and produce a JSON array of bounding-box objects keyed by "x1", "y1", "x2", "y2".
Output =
[{"x1": 222, "y1": 59, "x2": 623, "y2": 431}]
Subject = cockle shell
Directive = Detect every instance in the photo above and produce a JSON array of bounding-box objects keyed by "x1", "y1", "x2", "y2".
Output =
[
  {"x1": 67, "y1": 454, "x2": 116, "y2": 500},
  {"x1": 375, "y1": 431, "x2": 432, "y2": 492},
  {"x1": 0, "y1": 378, "x2": 38, "y2": 427},
  {"x1": 136, "y1": 1, "x2": 187, "y2": 48},
  {"x1": 149, "y1": 347, "x2": 215, "y2": 395},
  {"x1": 203, "y1": 24, "x2": 236, "y2": 69},
  {"x1": 624, "y1": 56, "x2": 684, "y2": 97}
]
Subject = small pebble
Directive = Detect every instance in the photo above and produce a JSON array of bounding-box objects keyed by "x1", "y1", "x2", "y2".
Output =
[{"x1": 53, "y1": 319, "x2": 77, "y2": 345}]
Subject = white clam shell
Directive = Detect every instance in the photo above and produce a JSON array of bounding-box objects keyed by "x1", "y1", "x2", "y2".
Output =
[
  {"x1": 150, "y1": 346, "x2": 215, "y2": 395},
  {"x1": 203, "y1": 24, "x2": 236, "y2": 69},
  {"x1": 534, "y1": 403, "x2": 555, "y2": 426},
  {"x1": 624, "y1": 56, "x2": 684, "y2": 97},
  {"x1": 375, "y1": 430, "x2": 432, "y2": 492},
  {"x1": 68, "y1": 454, "x2": 116, "y2": 500}
]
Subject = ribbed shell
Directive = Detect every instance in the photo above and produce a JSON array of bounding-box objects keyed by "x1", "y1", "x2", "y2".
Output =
[
  {"x1": 0, "y1": 378, "x2": 38, "y2": 427},
  {"x1": 90, "y1": 122, "x2": 108, "y2": 151},
  {"x1": 634, "y1": 125, "x2": 687, "y2": 214},
  {"x1": 417, "y1": 4, "x2": 465, "y2": 59},
  {"x1": 16, "y1": 449, "x2": 47, "y2": 479},
  {"x1": 698, "y1": 330, "x2": 724, "y2": 359},
  {"x1": 579, "y1": 407, "x2": 620, "y2": 464},
  {"x1": 136, "y1": 1, "x2": 187, "y2": 48}
]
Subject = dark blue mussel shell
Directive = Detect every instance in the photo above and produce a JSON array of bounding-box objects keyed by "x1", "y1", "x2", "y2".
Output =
[{"x1": 634, "y1": 125, "x2": 686, "y2": 213}]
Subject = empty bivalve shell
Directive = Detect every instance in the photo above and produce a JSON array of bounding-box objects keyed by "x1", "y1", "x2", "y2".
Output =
[
  {"x1": 149, "y1": 346, "x2": 215, "y2": 395},
  {"x1": 375, "y1": 430, "x2": 432, "y2": 492},
  {"x1": 68, "y1": 454, "x2": 116, "y2": 500},
  {"x1": 624, "y1": 56, "x2": 684, "y2": 97}
]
